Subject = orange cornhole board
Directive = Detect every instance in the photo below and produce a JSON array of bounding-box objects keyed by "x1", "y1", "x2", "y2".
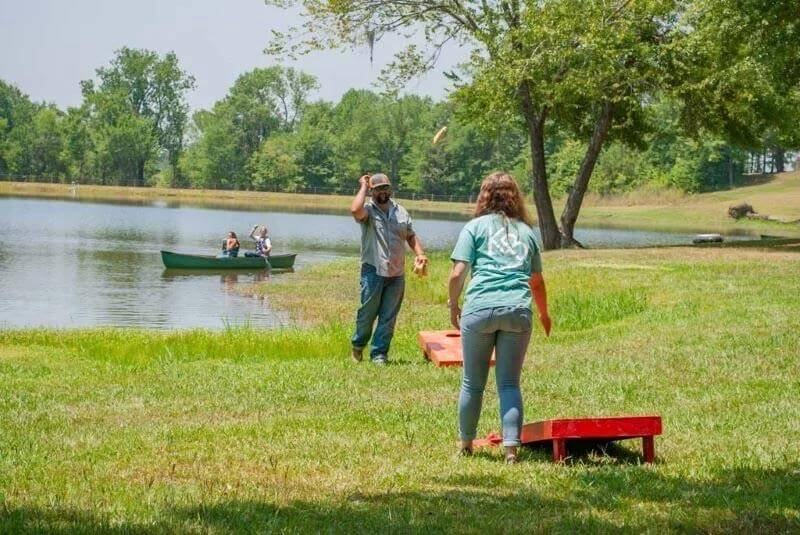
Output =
[
  {"x1": 418, "y1": 330, "x2": 495, "y2": 368},
  {"x1": 473, "y1": 415, "x2": 662, "y2": 463}
]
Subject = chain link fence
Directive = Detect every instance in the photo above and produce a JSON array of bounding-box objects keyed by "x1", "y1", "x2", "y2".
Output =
[{"x1": 0, "y1": 173, "x2": 477, "y2": 204}]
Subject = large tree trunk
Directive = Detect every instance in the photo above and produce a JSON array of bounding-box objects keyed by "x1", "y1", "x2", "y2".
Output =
[
  {"x1": 774, "y1": 148, "x2": 785, "y2": 173},
  {"x1": 560, "y1": 101, "x2": 614, "y2": 247},
  {"x1": 519, "y1": 84, "x2": 560, "y2": 250}
]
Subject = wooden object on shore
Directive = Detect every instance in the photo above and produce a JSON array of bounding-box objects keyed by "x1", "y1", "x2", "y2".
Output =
[
  {"x1": 728, "y1": 202, "x2": 756, "y2": 219},
  {"x1": 693, "y1": 233, "x2": 724, "y2": 244}
]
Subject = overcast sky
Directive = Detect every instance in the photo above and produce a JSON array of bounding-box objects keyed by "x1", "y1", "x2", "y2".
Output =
[{"x1": 0, "y1": 0, "x2": 467, "y2": 111}]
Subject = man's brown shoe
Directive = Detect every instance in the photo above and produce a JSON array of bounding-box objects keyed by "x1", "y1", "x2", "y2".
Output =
[{"x1": 351, "y1": 347, "x2": 363, "y2": 362}]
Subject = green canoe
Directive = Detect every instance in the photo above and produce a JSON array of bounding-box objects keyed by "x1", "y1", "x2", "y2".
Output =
[
  {"x1": 160, "y1": 250, "x2": 297, "y2": 270},
  {"x1": 266, "y1": 253, "x2": 297, "y2": 270},
  {"x1": 161, "y1": 250, "x2": 266, "y2": 269}
]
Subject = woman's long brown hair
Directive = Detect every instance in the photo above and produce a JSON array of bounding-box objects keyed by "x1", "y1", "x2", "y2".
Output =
[{"x1": 473, "y1": 172, "x2": 532, "y2": 225}]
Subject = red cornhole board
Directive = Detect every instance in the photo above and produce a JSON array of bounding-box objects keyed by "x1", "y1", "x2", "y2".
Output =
[
  {"x1": 418, "y1": 330, "x2": 495, "y2": 368},
  {"x1": 473, "y1": 415, "x2": 662, "y2": 463}
]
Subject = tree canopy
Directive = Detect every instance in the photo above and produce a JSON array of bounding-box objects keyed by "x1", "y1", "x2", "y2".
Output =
[
  {"x1": 81, "y1": 47, "x2": 195, "y2": 185},
  {"x1": 265, "y1": 0, "x2": 800, "y2": 248}
]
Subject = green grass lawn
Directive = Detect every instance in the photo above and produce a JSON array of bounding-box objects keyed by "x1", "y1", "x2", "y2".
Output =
[{"x1": 2, "y1": 245, "x2": 800, "y2": 532}]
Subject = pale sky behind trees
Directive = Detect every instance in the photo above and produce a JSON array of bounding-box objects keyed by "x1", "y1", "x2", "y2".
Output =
[{"x1": 0, "y1": 0, "x2": 466, "y2": 110}]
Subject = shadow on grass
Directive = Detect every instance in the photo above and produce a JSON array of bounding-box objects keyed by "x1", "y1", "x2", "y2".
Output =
[
  {"x1": 525, "y1": 439, "x2": 649, "y2": 465},
  {"x1": 3, "y1": 466, "x2": 798, "y2": 533},
  {"x1": 0, "y1": 494, "x2": 605, "y2": 534},
  {"x1": 431, "y1": 465, "x2": 800, "y2": 532},
  {"x1": 470, "y1": 438, "x2": 653, "y2": 466},
  {"x1": 569, "y1": 465, "x2": 800, "y2": 532}
]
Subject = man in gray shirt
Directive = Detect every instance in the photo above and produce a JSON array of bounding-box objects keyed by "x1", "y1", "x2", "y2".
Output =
[{"x1": 350, "y1": 173, "x2": 428, "y2": 364}]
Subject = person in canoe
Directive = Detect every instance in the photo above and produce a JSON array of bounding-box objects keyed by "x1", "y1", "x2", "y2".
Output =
[
  {"x1": 246, "y1": 225, "x2": 272, "y2": 258},
  {"x1": 221, "y1": 231, "x2": 240, "y2": 257}
]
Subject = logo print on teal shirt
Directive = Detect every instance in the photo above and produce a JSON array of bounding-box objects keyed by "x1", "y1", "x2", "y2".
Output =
[{"x1": 487, "y1": 226, "x2": 529, "y2": 270}]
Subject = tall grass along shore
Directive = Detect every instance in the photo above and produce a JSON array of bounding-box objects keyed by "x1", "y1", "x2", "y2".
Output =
[{"x1": 2, "y1": 244, "x2": 799, "y2": 532}]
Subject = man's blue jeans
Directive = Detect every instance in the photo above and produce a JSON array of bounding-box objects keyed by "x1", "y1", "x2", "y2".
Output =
[
  {"x1": 459, "y1": 306, "x2": 532, "y2": 447},
  {"x1": 351, "y1": 263, "x2": 405, "y2": 362}
]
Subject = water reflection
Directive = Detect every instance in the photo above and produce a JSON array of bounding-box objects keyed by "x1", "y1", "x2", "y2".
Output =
[{"x1": 161, "y1": 269, "x2": 270, "y2": 282}]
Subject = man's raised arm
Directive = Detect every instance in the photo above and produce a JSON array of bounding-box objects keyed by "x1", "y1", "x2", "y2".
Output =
[{"x1": 350, "y1": 175, "x2": 370, "y2": 221}]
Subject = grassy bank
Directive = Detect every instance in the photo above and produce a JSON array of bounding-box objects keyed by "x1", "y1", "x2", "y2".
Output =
[
  {"x1": 3, "y1": 171, "x2": 800, "y2": 235},
  {"x1": 579, "y1": 170, "x2": 800, "y2": 235},
  {"x1": 2, "y1": 244, "x2": 799, "y2": 532}
]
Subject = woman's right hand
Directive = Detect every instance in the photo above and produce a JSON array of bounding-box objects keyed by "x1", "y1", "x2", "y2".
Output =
[
  {"x1": 530, "y1": 273, "x2": 550, "y2": 336},
  {"x1": 539, "y1": 314, "x2": 552, "y2": 336}
]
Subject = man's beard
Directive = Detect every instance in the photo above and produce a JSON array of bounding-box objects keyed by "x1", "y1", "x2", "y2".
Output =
[{"x1": 375, "y1": 192, "x2": 391, "y2": 204}]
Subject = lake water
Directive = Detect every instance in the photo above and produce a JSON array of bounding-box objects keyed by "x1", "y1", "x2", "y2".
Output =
[{"x1": 0, "y1": 196, "x2": 741, "y2": 329}]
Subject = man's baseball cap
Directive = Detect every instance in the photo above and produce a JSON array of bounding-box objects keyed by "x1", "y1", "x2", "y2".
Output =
[{"x1": 369, "y1": 173, "x2": 391, "y2": 189}]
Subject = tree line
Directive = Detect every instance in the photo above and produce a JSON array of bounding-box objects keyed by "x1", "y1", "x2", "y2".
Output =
[
  {"x1": 1, "y1": 0, "x2": 798, "y2": 247},
  {"x1": 2, "y1": 56, "x2": 792, "y2": 195}
]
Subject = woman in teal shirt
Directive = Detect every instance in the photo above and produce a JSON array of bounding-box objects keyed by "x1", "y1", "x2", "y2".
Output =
[{"x1": 449, "y1": 172, "x2": 552, "y2": 463}]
